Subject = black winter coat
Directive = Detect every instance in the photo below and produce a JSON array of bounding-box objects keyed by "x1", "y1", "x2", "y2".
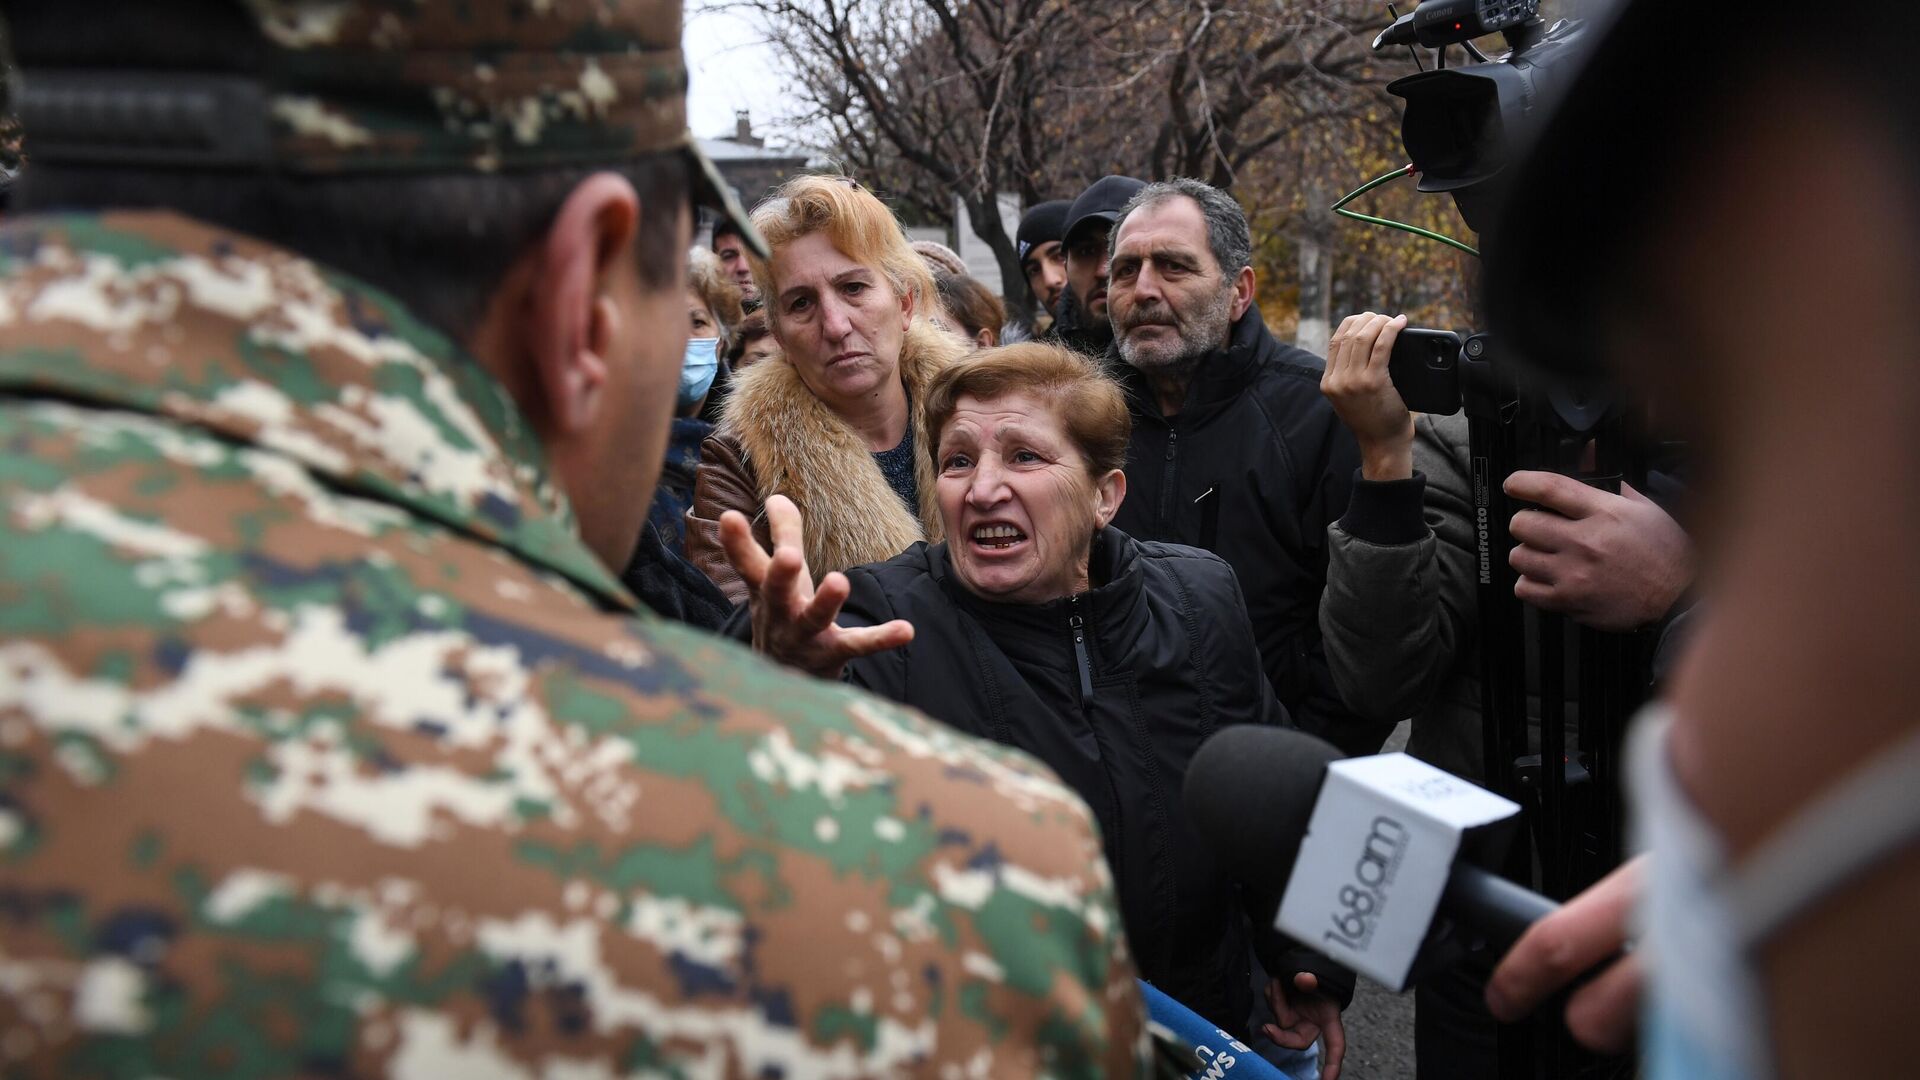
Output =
[
  {"x1": 621, "y1": 521, "x2": 733, "y2": 632},
  {"x1": 1111, "y1": 313, "x2": 1371, "y2": 754},
  {"x1": 833, "y1": 527, "x2": 1349, "y2": 1033}
]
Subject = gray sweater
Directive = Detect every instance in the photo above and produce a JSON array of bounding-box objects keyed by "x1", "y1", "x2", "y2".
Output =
[{"x1": 1320, "y1": 413, "x2": 1695, "y2": 780}]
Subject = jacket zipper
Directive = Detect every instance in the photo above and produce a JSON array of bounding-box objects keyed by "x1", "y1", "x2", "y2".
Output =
[
  {"x1": 1155, "y1": 428, "x2": 1179, "y2": 535},
  {"x1": 1068, "y1": 595, "x2": 1094, "y2": 708},
  {"x1": 1069, "y1": 593, "x2": 1127, "y2": 922}
]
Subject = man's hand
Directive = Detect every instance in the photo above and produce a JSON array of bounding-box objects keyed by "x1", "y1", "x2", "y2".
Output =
[
  {"x1": 718, "y1": 495, "x2": 913, "y2": 679},
  {"x1": 1505, "y1": 472, "x2": 1694, "y2": 631},
  {"x1": 1486, "y1": 856, "x2": 1644, "y2": 1054},
  {"x1": 1321, "y1": 311, "x2": 1415, "y2": 481},
  {"x1": 1263, "y1": 972, "x2": 1347, "y2": 1080}
]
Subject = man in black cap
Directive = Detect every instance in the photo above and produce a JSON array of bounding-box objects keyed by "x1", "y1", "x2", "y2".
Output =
[
  {"x1": 1055, "y1": 174, "x2": 1146, "y2": 356},
  {"x1": 1477, "y1": 3, "x2": 1920, "y2": 1079},
  {"x1": 1016, "y1": 198, "x2": 1071, "y2": 334}
]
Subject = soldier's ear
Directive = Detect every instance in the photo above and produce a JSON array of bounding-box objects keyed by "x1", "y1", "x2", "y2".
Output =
[{"x1": 526, "y1": 173, "x2": 640, "y2": 436}]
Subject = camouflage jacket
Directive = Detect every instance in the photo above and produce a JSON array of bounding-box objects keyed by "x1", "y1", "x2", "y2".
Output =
[{"x1": 0, "y1": 211, "x2": 1149, "y2": 1078}]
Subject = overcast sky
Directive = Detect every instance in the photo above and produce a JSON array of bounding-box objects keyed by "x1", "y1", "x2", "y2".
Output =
[{"x1": 684, "y1": 3, "x2": 790, "y2": 143}]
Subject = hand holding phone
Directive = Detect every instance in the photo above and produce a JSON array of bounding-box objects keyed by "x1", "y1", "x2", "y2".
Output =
[
  {"x1": 1387, "y1": 326, "x2": 1465, "y2": 416},
  {"x1": 1323, "y1": 313, "x2": 1425, "y2": 480}
]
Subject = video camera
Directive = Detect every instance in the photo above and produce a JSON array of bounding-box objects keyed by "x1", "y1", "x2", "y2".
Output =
[
  {"x1": 1378, "y1": 0, "x2": 1595, "y2": 232},
  {"x1": 1370, "y1": 2, "x2": 1622, "y2": 466}
]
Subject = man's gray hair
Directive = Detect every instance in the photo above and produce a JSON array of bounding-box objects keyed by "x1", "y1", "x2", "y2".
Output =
[{"x1": 1111, "y1": 178, "x2": 1253, "y2": 279}]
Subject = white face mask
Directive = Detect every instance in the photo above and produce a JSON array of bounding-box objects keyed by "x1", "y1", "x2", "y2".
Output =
[
  {"x1": 677, "y1": 337, "x2": 720, "y2": 410},
  {"x1": 1628, "y1": 707, "x2": 1920, "y2": 1080}
]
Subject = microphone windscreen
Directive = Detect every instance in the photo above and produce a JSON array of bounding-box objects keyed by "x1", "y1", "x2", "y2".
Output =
[{"x1": 1182, "y1": 726, "x2": 1343, "y2": 897}]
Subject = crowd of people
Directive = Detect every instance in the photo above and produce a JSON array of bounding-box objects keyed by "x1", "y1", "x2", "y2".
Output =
[
  {"x1": 2, "y1": 1, "x2": 1915, "y2": 1079},
  {"x1": 632, "y1": 164, "x2": 1675, "y2": 1077}
]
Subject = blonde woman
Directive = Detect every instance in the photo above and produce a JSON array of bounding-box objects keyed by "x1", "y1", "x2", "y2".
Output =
[{"x1": 687, "y1": 176, "x2": 967, "y2": 603}]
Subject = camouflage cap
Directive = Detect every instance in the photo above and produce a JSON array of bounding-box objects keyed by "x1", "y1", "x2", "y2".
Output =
[{"x1": 11, "y1": 0, "x2": 766, "y2": 256}]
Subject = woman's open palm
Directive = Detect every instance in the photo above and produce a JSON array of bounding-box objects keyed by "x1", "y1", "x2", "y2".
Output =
[{"x1": 718, "y1": 495, "x2": 914, "y2": 679}]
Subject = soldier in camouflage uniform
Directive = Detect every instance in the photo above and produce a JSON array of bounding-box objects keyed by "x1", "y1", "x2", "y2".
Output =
[{"x1": 0, "y1": 2, "x2": 1150, "y2": 1076}]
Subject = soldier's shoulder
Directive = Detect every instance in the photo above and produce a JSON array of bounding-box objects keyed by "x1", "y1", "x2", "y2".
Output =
[
  {"x1": 12, "y1": 208, "x2": 464, "y2": 350},
  {"x1": 0, "y1": 395, "x2": 1144, "y2": 1076}
]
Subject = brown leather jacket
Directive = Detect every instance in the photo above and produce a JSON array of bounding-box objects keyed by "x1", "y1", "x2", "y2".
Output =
[
  {"x1": 685, "y1": 433, "x2": 766, "y2": 604},
  {"x1": 685, "y1": 321, "x2": 965, "y2": 604}
]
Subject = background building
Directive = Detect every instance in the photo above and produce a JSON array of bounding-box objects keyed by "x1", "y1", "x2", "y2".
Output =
[{"x1": 698, "y1": 110, "x2": 809, "y2": 233}]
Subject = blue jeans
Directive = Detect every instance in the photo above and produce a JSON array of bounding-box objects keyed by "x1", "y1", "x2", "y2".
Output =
[{"x1": 1246, "y1": 991, "x2": 1322, "y2": 1080}]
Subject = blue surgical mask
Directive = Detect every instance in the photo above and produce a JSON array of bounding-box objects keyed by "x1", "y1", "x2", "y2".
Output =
[
  {"x1": 678, "y1": 336, "x2": 720, "y2": 409},
  {"x1": 1629, "y1": 706, "x2": 1920, "y2": 1080}
]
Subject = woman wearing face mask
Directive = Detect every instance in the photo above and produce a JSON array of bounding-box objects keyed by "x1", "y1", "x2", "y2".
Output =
[
  {"x1": 617, "y1": 250, "x2": 740, "y2": 631},
  {"x1": 651, "y1": 249, "x2": 741, "y2": 555},
  {"x1": 685, "y1": 175, "x2": 968, "y2": 604},
  {"x1": 716, "y1": 344, "x2": 1355, "y2": 1075}
]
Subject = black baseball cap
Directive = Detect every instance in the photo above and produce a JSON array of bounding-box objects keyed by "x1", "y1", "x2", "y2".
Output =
[
  {"x1": 1016, "y1": 199, "x2": 1072, "y2": 261},
  {"x1": 1063, "y1": 175, "x2": 1146, "y2": 248}
]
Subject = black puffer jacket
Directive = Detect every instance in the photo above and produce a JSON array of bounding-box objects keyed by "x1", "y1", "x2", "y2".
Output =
[
  {"x1": 1111, "y1": 313, "x2": 1378, "y2": 755},
  {"x1": 833, "y1": 526, "x2": 1351, "y2": 1033}
]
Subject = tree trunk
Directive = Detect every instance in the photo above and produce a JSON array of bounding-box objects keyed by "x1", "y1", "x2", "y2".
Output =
[
  {"x1": 1296, "y1": 206, "x2": 1334, "y2": 356},
  {"x1": 1286, "y1": 136, "x2": 1343, "y2": 350},
  {"x1": 964, "y1": 192, "x2": 1035, "y2": 327}
]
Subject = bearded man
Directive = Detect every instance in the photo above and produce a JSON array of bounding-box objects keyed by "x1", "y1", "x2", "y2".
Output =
[
  {"x1": 1053, "y1": 175, "x2": 1144, "y2": 357},
  {"x1": 1105, "y1": 179, "x2": 1375, "y2": 757}
]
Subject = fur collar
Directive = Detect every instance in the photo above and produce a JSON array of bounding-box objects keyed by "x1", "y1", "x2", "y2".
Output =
[{"x1": 719, "y1": 320, "x2": 966, "y2": 575}]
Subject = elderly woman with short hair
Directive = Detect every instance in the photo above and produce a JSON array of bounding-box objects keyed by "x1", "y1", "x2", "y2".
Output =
[
  {"x1": 686, "y1": 175, "x2": 968, "y2": 604},
  {"x1": 718, "y1": 343, "x2": 1353, "y2": 1070}
]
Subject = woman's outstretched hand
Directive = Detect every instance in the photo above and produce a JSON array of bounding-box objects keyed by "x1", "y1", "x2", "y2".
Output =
[{"x1": 718, "y1": 494, "x2": 914, "y2": 679}]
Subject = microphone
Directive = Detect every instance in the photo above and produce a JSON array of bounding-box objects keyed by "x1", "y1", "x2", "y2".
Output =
[
  {"x1": 1184, "y1": 726, "x2": 1555, "y2": 991},
  {"x1": 1138, "y1": 980, "x2": 1294, "y2": 1080},
  {"x1": 1373, "y1": 10, "x2": 1422, "y2": 50}
]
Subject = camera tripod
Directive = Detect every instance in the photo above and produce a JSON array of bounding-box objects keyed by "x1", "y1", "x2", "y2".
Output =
[{"x1": 1458, "y1": 333, "x2": 1654, "y2": 1080}]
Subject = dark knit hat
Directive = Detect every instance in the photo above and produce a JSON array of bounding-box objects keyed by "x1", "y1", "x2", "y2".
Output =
[{"x1": 1016, "y1": 199, "x2": 1071, "y2": 260}]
